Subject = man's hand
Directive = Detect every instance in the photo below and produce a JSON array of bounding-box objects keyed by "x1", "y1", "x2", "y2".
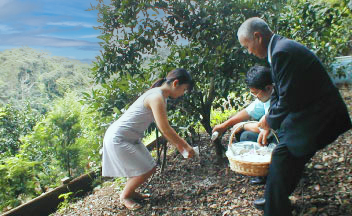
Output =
[
  {"x1": 257, "y1": 129, "x2": 271, "y2": 146},
  {"x1": 258, "y1": 115, "x2": 270, "y2": 130}
]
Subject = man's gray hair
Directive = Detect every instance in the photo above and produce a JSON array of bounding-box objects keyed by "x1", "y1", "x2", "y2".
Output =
[{"x1": 237, "y1": 17, "x2": 272, "y2": 40}]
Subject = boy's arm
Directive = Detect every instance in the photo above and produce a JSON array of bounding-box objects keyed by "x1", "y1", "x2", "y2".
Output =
[{"x1": 212, "y1": 109, "x2": 251, "y2": 134}]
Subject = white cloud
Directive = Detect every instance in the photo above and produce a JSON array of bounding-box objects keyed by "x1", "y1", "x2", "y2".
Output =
[
  {"x1": 79, "y1": 34, "x2": 99, "y2": 39},
  {"x1": 47, "y1": 21, "x2": 93, "y2": 28},
  {"x1": 0, "y1": 0, "x2": 101, "y2": 59},
  {"x1": 0, "y1": 34, "x2": 99, "y2": 49},
  {"x1": 0, "y1": 0, "x2": 38, "y2": 20},
  {"x1": 0, "y1": 24, "x2": 19, "y2": 34}
]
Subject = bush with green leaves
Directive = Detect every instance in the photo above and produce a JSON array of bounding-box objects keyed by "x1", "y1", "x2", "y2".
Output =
[
  {"x1": 0, "y1": 155, "x2": 40, "y2": 211},
  {"x1": 0, "y1": 74, "x2": 107, "y2": 212},
  {"x1": 22, "y1": 93, "x2": 82, "y2": 178},
  {"x1": 0, "y1": 103, "x2": 40, "y2": 157},
  {"x1": 22, "y1": 92, "x2": 106, "y2": 178},
  {"x1": 275, "y1": 0, "x2": 352, "y2": 73}
]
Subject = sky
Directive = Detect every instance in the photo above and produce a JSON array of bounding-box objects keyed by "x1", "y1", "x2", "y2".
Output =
[{"x1": 0, "y1": 0, "x2": 102, "y2": 63}]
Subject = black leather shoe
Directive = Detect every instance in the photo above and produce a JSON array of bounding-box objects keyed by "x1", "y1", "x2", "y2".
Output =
[
  {"x1": 253, "y1": 198, "x2": 265, "y2": 211},
  {"x1": 250, "y1": 176, "x2": 266, "y2": 185}
]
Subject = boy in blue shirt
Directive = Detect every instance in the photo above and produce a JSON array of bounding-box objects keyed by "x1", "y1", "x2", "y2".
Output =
[{"x1": 212, "y1": 65, "x2": 274, "y2": 184}]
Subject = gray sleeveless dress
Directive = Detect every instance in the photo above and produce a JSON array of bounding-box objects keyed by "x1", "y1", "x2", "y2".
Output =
[{"x1": 102, "y1": 88, "x2": 165, "y2": 177}]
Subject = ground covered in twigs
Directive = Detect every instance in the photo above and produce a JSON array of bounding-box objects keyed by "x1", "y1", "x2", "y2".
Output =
[{"x1": 52, "y1": 86, "x2": 352, "y2": 216}]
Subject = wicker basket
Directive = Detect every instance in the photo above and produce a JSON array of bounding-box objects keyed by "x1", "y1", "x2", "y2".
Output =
[{"x1": 226, "y1": 122, "x2": 278, "y2": 177}]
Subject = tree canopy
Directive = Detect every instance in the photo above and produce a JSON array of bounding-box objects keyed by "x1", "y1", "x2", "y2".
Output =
[{"x1": 89, "y1": 0, "x2": 351, "y2": 157}]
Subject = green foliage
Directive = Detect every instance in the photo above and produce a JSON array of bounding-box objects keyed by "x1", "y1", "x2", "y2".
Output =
[
  {"x1": 0, "y1": 56, "x2": 106, "y2": 212},
  {"x1": 90, "y1": 0, "x2": 350, "y2": 157},
  {"x1": 276, "y1": 0, "x2": 352, "y2": 70},
  {"x1": 0, "y1": 49, "x2": 102, "y2": 212},
  {"x1": 48, "y1": 94, "x2": 82, "y2": 177},
  {"x1": 89, "y1": 0, "x2": 284, "y2": 141},
  {"x1": 0, "y1": 103, "x2": 40, "y2": 157},
  {"x1": 0, "y1": 155, "x2": 40, "y2": 210},
  {"x1": 114, "y1": 177, "x2": 127, "y2": 191},
  {"x1": 210, "y1": 92, "x2": 253, "y2": 128},
  {"x1": 0, "y1": 47, "x2": 93, "y2": 114},
  {"x1": 57, "y1": 192, "x2": 74, "y2": 211},
  {"x1": 22, "y1": 92, "x2": 105, "y2": 178},
  {"x1": 81, "y1": 72, "x2": 151, "y2": 117},
  {"x1": 0, "y1": 91, "x2": 107, "y2": 211}
]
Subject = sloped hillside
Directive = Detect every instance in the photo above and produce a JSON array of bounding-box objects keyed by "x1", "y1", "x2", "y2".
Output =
[{"x1": 52, "y1": 85, "x2": 352, "y2": 216}]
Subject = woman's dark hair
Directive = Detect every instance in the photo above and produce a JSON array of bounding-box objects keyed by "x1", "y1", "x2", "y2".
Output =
[
  {"x1": 245, "y1": 66, "x2": 272, "y2": 90},
  {"x1": 151, "y1": 68, "x2": 194, "y2": 91}
]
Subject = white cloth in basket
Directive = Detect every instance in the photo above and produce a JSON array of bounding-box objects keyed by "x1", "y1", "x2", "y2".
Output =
[{"x1": 226, "y1": 141, "x2": 275, "y2": 163}]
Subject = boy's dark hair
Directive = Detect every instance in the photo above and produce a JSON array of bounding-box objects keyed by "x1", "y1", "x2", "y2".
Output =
[
  {"x1": 151, "y1": 68, "x2": 194, "y2": 91},
  {"x1": 245, "y1": 66, "x2": 272, "y2": 90}
]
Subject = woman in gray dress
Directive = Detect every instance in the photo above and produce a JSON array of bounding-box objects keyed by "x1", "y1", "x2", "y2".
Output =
[{"x1": 102, "y1": 68, "x2": 195, "y2": 210}]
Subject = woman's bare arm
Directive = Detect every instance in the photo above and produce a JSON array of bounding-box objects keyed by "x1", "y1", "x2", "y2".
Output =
[{"x1": 144, "y1": 93, "x2": 194, "y2": 157}]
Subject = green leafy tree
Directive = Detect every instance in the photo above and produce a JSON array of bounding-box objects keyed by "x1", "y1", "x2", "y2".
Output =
[
  {"x1": 0, "y1": 92, "x2": 107, "y2": 211},
  {"x1": 89, "y1": 0, "x2": 350, "y2": 159},
  {"x1": 90, "y1": 0, "x2": 285, "y2": 159},
  {"x1": 22, "y1": 92, "x2": 107, "y2": 179},
  {"x1": 0, "y1": 155, "x2": 40, "y2": 211},
  {"x1": 275, "y1": 0, "x2": 352, "y2": 71},
  {"x1": 22, "y1": 93, "x2": 83, "y2": 178},
  {"x1": 0, "y1": 103, "x2": 39, "y2": 157},
  {"x1": 49, "y1": 95, "x2": 82, "y2": 177}
]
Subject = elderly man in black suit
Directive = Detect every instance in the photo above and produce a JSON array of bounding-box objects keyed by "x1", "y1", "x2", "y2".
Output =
[{"x1": 237, "y1": 17, "x2": 352, "y2": 216}]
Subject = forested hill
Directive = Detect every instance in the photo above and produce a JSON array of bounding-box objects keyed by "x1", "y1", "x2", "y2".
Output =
[{"x1": 0, "y1": 47, "x2": 93, "y2": 113}]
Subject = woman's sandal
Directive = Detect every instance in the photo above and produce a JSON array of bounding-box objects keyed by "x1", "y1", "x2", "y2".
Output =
[
  {"x1": 120, "y1": 197, "x2": 143, "y2": 211},
  {"x1": 131, "y1": 192, "x2": 151, "y2": 200}
]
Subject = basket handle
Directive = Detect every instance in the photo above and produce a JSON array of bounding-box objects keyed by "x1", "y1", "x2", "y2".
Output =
[{"x1": 228, "y1": 121, "x2": 279, "y2": 147}]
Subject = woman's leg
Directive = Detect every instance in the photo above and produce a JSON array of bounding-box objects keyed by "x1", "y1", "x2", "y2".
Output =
[{"x1": 120, "y1": 166, "x2": 156, "y2": 207}]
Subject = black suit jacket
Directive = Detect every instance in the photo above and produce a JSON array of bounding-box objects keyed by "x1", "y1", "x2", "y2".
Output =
[{"x1": 267, "y1": 35, "x2": 351, "y2": 157}]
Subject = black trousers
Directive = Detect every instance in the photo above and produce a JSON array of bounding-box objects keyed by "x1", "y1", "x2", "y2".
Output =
[{"x1": 264, "y1": 143, "x2": 315, "y2": 216}]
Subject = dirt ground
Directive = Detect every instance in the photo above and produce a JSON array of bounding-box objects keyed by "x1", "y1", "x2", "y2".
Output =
[{"x1": 52, "y1": 85, "x2": 352, "y2": 216}]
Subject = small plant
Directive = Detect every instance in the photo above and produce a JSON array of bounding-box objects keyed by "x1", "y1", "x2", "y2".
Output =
[
  {"x1": 57, "y1": 192, "x2": 73, "y2": 212},
  {"x1": 114, "y1": 177, "x2": 127, "y2": 191}
]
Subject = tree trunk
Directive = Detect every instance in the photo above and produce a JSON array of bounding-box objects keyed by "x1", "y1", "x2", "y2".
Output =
[
  {"x1": 67, "y1": 152, "x2": 71, "y2": 177},
  {"x1": 200, "y1": 109, "x2": 226, "y2": 162},
  {"x1": 200, "y1": 77, "x2": 226, "y2": 162}
]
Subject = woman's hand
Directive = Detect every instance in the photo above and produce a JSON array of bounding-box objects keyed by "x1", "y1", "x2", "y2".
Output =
[
  {"x1": 186, "y1": 145, "x2": 195, "y2": 158},
  {"x1": 179, "y1": 144, "x2": 195, "y2": 158}
]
